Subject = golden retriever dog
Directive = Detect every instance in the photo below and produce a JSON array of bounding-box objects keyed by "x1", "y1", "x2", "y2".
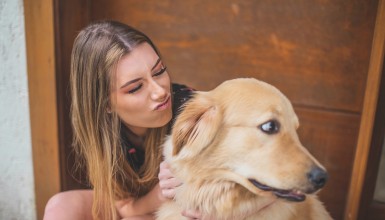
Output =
[{"x1": 157, "y1": 78, "x2": 332, "y2": 220}]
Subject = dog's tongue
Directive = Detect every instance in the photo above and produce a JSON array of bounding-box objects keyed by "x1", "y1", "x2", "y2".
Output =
[{"x1": 273, "y1": 189, "x2": 306, "y2": 202}]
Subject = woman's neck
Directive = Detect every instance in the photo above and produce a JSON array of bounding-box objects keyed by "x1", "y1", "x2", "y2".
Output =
[{"x1": 122, "y1": 125, "x2": 147, "y2": 148}]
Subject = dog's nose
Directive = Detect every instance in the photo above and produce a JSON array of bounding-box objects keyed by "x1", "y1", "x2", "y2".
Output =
[{"x1": 307, "y1": 167, "x2": 328, "y2": 190}]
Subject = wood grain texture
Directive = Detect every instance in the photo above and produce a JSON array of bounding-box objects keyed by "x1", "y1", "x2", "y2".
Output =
[
  {"x1": 296, "y1": 107, "x2": 360, "y2": 220},
  {"x1": 358, "y1": 68, "x2": 385, "y2": 220},
  {"x1": 23, "y1": 0, "x2": 60, "y2": 219},
  {"x1": 54, "y1": 0, "x2": 91, "y2": 191},
  {"x1": 345, "y1": 0, "x2": 385, "y2": 219},
  {"x1": 91, "y1": 0, "x2": 378, "y2": 113}
]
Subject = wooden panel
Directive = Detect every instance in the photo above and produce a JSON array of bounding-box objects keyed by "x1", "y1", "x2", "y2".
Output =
[
  {"x1": 54, "y1": 0, "x2": 91, "y2": 190},
  {"x1": 345, "y1": 0, "x2": 385, "y2": 219},
  {"x1": 91, "y1": 0, "x2": 378, "y2": 113},
  {"x1": 295, "y1": 107, "x2": 360, "y2": 220},
  {"x1": 358, "y1": 30, "x2": 385, "y2": 220},
  {"x1": 23, "y1": 0, "x2": 60, "y2": 219}
]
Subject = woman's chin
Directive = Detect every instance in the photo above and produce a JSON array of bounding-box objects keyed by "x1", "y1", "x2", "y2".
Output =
[{"x1": 153, "y1": 110, "x2": 173, "y2": 128}]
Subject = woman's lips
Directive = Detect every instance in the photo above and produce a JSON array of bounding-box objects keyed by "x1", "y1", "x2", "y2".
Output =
[{"x1": 154, "y1": 96, "x2": 170, "y2": 110}]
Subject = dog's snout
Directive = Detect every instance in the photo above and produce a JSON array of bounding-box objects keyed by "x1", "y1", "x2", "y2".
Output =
[{"x1": 307, "y1": 167, "x2": 328, "y2": 190}]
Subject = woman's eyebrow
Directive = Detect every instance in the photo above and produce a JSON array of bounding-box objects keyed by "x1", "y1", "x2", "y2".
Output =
[
  {"x1": 120, "y1": 58, "x2": 161, "y2": 89},
  {"x1": 120, "y1": 78, "x2": 141, "y2": 89},
  {"x1": 151, "y1": 58, "x2": 161, "y2": 71}
]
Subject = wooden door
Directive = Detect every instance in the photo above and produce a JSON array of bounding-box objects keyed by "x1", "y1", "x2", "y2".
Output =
[
  {"x1": 357, "y1": 56, "x2": 385, "y2": 219},
  {"x1": 53, "y1": 1, "x2": 381, "y2": 219}
]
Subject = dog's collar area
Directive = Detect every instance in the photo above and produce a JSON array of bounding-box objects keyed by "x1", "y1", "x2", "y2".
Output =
[{"x1": 248, "y1": 179, "x2": 306, "y2": 202}]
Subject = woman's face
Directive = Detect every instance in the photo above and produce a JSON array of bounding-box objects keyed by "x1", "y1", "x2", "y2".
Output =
[{"x1": 110, "y1": 43, "x2": 172, "y2": 137}]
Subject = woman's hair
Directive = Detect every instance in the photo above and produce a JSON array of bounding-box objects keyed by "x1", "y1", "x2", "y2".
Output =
[{"x1": 70, "y1": 20, "x2": 167, "y2": 220}]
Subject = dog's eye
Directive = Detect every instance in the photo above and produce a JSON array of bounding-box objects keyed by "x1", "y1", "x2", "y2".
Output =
[{"x1": 259, "y1": 120, "x2": 280, "y2": 134}]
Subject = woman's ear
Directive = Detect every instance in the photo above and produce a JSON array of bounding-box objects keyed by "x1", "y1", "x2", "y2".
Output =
[
  {"x1": 106, "y1": 100, "x2": 113, "y2": 114},
  {"x1": 171, "y1": 92, "x2": 222, "y2": 157}
]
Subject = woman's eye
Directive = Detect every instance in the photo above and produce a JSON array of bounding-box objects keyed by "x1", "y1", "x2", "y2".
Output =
[
  {"x1": 128, "y1": 84, "x2": 142, "y2": 94},
  {"x1": 153, "y1": 66, "x2": 167, "y2": 77},
  {"x1": 259, "y1": 120, "x2": 280, "y2": 134}
]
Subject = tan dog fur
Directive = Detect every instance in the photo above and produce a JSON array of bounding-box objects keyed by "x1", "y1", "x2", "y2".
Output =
[{"x1": 157, "y1": 78, "x2": 332, "y2": 220}]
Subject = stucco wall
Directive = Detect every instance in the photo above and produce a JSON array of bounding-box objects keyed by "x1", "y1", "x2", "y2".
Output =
[{"x1": 0, "y1": 0, "x2": 37, "y2": 219}]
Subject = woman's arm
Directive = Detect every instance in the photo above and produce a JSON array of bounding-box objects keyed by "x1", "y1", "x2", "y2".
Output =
[
  {"x1": 115, "y1": 184, "x2": 164, "y2": 218},
  {"x1": 116, "y1": 161, "x2": 182, "y2": 218}
]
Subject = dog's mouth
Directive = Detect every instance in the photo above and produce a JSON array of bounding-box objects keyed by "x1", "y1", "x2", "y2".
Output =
[{"x1": 248, "y1": 179, "x2": 306, "y2": 202}]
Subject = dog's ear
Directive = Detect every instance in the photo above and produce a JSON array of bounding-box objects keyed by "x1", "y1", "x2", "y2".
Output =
[{"x1": 172, "y1": 93, "x2": 222, "y2": 157}]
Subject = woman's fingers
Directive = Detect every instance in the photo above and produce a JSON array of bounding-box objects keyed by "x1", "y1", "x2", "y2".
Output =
[
  {"x1": 160, "y1": 160, "x2": 169, "y2": 169},
  {"x1": 158, "y1": 161, "x2": 183, "y2": 199},
  {"x1": 159, "y1": 177, "x2": 182, "y2": 189},
  {"x1": 181, "y1": 209, "x2": 202, "y2": 219},
  {"x1": 158, "y1": 161, "x2": 173, "y2": 180},
  {"x1": 158, "y1": 161, "x2": 182, "y2": 187},
  {"x1": 160, "y1": 188, "x2": 176, "y2": 199},
  {"x1": 159, "y1": 177, "x2": 182, "y2": 199},
  {"x1": 158, "y1": 168, "x2": 173, "y2": 180}
]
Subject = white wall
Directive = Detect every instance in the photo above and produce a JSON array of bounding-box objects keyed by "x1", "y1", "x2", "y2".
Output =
[{"x1": 0, "y1": 0, "x2": 37, "y2": 219}]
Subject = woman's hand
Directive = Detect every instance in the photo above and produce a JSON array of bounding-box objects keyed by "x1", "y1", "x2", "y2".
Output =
[
  {"x1": 116, "y1": 162, "x2": 184, "y2": 218},
  {"x1": 158, "y1": 161, "x2": 182, "y2": 200},
  {"x1": 158, "y1": 161, "x2": 205, "y2": 220}
]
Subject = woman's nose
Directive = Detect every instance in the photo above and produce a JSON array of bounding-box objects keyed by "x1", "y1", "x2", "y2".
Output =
[{"x1": 150, "y1": 80, "x2": 167, "y2": 101}]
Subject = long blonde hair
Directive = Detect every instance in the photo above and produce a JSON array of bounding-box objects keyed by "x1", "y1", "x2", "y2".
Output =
[{"x1": 70, "y1": 20, "x2": 167, "y2": 220}]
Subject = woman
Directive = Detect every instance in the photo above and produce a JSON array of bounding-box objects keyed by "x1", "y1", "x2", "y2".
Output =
[
  {"x1": 44, "y1": 20, "x2": 275, "y2": 220},
  {"x1": 43, "y1": 20, "x2": 194, "y2": 220}
]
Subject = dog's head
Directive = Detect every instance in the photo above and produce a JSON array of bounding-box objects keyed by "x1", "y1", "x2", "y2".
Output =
[{"x1": 164, "y1": 78, "x2": 328, "y2": 202}]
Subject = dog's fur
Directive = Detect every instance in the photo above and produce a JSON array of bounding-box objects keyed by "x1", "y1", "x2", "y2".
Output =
[{"x1": 157, "y1": 78, "x2": 332, "y2": 220}]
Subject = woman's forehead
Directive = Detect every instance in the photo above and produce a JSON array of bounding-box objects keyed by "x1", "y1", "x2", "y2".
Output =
[
  {"x1": 113, "y1": 43, "x2": 160, "y2": 88},
  {"x1": 117, "y1": 44, "x2": 159, "y2": 73}
]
